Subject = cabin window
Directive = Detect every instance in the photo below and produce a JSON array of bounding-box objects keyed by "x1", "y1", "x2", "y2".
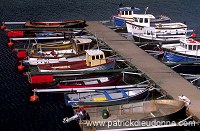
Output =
[
  {"x1": 96, "y1": 55, "x2": 99, "y2": 59},
  {"x1": 188, "y1": 45, "x2": 192, "y2": 50},
  {"x1": 180, "y1": 43, "x2": 184, "y2": 47},
  {"x1": 193, "y1": 45, "x2": 197, "y2": 50},
  {"x1": 139, "y1": 18, "x2": 143, "y2": 23},
  {"x1": 184, "y1": 44, "x2": 187, "y2": 49},
  {"x1": 117, "y1": 11, "x2": 120, "y2": 15},
  {"x1": 125, "y1": 11, "x2": 128, "y2": 15},
  {"x1": 129, "y1": 11, "x2": 132, "y2": 15},
  {"x1": 79, "y1": 44, "x2": 84, "y2": 51},
  {"x1": 100, "y1": 55, "x2": 103, "y2": 59},
  {"x1": 147, "y1": 31, "x2": 150, "y2": 35},
  {"x1": 92, "y1": 56, "x2": 95, "y2": 60},
  {"x1": 122, "y1": 11, "x2": 124, "y2": 15},
  {"x1": 198, "y1": 45, "x2": 200, "y2": 49},
  {"x1": 134, "y1": 17, "x2": 138, "y2": 22},
  {"x1": 144, "y1": 18, "x2": 148, "y2": 23}
]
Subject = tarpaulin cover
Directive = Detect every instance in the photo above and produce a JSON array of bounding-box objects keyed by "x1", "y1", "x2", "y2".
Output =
[{"x1": 30, "y1": 75, "x2": 54, "y2": 83}]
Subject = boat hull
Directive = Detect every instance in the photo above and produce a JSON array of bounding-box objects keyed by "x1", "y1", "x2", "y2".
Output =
[
  {"x1": 23, "y1": 54, "x2": 85, "y2": 66},
  {"x1": 24, "y1": 20, "x2": 87, "y2": 28},
  {"x1": 67, "y1": 100, "x2": 187, "y2": 130},
  {"x1": 58, "y1": 74, "x2": 122, "y2": 89},
  {"x1": 163, "y1": 51, "x2": 200, "y2": 63},
  {"x1": 38, "y1": 60, "x2": 115, "y2": 72},
  {"x1": 126, "y1": 20, "x2": 187, "y2": 43},
  {"x1": 168, "y1": 64, "x2": 200, "y2": 74},
  {"x1": 65, "y1": 88, "x2": 150, "y2": 107},
  {"x1": 133, "y1": 35, "x2": 183, "y2": 43},
  {"x1": 113, "y1": 16, "x2": 127, "y2": 27}
]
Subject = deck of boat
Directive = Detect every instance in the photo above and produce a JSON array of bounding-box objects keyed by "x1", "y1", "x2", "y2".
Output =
[
  {"x1": 79, "y1": 100, "x2": 185, "y2": 131},
  {"x1": 85, "y1": 21, "x2": 200, "y2": 123}
]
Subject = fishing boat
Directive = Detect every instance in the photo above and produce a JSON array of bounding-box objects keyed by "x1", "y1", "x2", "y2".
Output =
[
  {"x1": 126, "y1": 14, "x2": 188, "y2": 42},
  {"x1": 65, "y1": 87, "x2": 150, "y2": 107},
  {"x1": 23, "y1": 38, "x2": 94, "y2": 65},
  {"x1": 112, "y1": 6, "x2": 170, "y2": 28},
  {"x1": 24, "y1": 20, "x2": 87, "y2": 28},
  {"x1": 37, "y1": 49, "x2": 115, "y2": 72},
  {"x1": 58, "y1": 73, "x2": 123, "y2": 89},
  {"x1": 162, "y1": 38, "x2": 200, "y2": 63},
  {"x1": 112, "y1": 6, "x2": 141, "y2": 27},
  {"x1": 63, "y1": 99, "x2": 187, "y2": 130}
]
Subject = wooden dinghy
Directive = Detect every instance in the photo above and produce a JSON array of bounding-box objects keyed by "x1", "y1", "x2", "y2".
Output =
[
  {"x1": 28, "y1": 72, "x2": 123, "y2": 89},
  {"x1": 58, "y1": 74, "x2": 123, "y2": 89},
  {"x1": 36, "y1": 40, "x2": 72, "y2": 49},
  {"x1": 63, "y1": 99, "x2": 187, "y2": 130},
  {"x1": 24, "y1": 20, "x2": 87, "y2": 28}
]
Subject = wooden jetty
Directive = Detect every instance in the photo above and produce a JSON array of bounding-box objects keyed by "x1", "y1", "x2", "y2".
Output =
[{"x1": 85, "y1": 21, "x2": 200, "y2": 123}]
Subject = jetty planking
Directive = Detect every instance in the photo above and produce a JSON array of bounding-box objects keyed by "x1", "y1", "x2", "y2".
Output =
[{"x1": 85, "y1": 21, "x2": 200, "y2": 122}]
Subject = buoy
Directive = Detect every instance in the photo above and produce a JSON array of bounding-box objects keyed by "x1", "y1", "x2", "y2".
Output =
[
  {"x1": 30, "y1": 95, "x2": 39, "y2": 102},
  {"x1": 18, "y1": 64, "x2": 25, "y2": 71},
  {"x1": 102, "y1": 109, "x2": 109, "y2": 119},
  {"x1": 0, "y1": 25, "x2": 6, "y2": 30},
  {"x1": 8, "y1": 41, "x2": 14, "y2": 47},
  {"x1": 77, "y1": 107, "x2": 85, "y2": 112},
  {"x1": 191, "y1": 33, "x2": 197, "y2": 38}
]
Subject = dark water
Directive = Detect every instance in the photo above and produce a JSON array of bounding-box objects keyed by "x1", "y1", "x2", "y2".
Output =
[{"x1": 0, "y1": 0, "x2": 200, "y2": 131}]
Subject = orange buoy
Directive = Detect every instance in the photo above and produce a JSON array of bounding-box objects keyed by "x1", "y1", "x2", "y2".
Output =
[
  {"x1": 8, "y1": 41, "x2": 14, "y2": 47},
  {"x1": 191, "y1": 33, "x2": 197, "y2": 38},
  {"x1": 18, "y1": 64, "x2": 25, "y2": 71},
  {"x1": 30, "y1": 95, "x2": 39, "y2": 102}
]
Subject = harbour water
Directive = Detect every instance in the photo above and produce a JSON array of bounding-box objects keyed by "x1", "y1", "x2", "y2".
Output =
[{"x1": 0, "y1": 0, "x2": 200, "y2": 130}]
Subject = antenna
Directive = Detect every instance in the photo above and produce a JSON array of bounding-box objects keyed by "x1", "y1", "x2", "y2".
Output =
[{"x1": 145, "y1": 7, "x2": 149, "y2": 14}]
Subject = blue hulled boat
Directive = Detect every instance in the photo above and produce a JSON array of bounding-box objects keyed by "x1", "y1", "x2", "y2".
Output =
[
  {"x1": 112, "y1": 6, "x2": 171, "y2": 28},
  {"x1": 112, "y1": 6, "x2": 141, "y2": 27},
  {"x1": 162, "y1": 38, "x2": 200, "y2": 63},
  {"x1": 64, "y1": 87, "x2": 150, "y2": 107}
]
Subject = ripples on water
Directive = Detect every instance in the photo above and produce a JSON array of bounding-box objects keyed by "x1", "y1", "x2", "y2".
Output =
[
  {"x1": 0, "y1": 0, "x2": 200, "y2": 130},
  {"x1": 0, "y1": 32, "x2": 81, "y2": 130}
]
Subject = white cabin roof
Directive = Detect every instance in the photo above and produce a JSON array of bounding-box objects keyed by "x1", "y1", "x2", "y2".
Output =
[
  {"x1": 180, "y1": 38, "x2": 200, "y2": 45},
  {"x1": 133, "y1": 14, "x2": 155, "y2": 19},
  {"x1": 85, "y1": 50, "x2": 104, "y2": 55}
]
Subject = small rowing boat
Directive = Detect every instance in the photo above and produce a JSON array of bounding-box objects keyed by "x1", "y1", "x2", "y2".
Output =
[{"x1": 24, "y1": 20, "x2": 87, "y2": 28}]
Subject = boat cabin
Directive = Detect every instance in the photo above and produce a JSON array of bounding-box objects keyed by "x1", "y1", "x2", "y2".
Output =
[
  {"x1": 117, "y1": 7, "x2": 141, "y2": 18},
  {"x1": 132, "y1": 14, "x2": 155, "y2": 27},
  {"x1": 85, "y1": 50, "x2": 106, "y2": 67},
  {"x1": 180, "y1": 39, "x2": 200, "y2": 51}
]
